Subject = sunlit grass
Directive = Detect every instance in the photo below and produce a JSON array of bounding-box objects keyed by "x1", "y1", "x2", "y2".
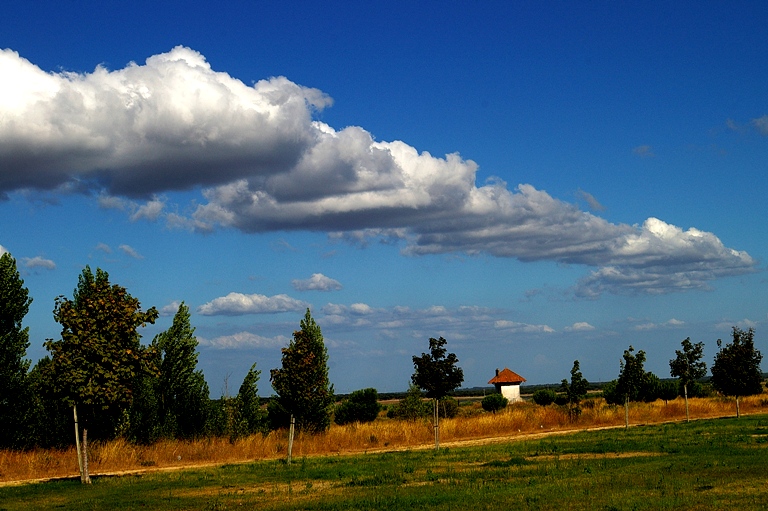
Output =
[{"x1": 1, "y1": 392, "x2": 766, "y2": 484}]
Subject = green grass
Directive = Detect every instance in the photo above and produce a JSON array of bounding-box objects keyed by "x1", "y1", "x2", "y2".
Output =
[{"x1": 2, "y1": 415, "x2": 767, "y2": 510}]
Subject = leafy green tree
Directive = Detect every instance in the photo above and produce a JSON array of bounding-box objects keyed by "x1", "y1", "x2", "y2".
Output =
[
  {"x1": 0, "y1": 252, "x2": 33, "y2": 448},
  {"x1": 152, "y1": 302, "x2": 209, "y2": 439},
  {"x1": 334, "y1": 388, "x2": 381, "y2": 425},
  {"x1": 412, "y1": 336, "x2": 464, "y2": 449},
  {"x1": 269, "y1": 309, "x2": 334, "y2": 433},
  {"x1": 236, "y1": 362, "x2": 265, "y2": 436},
  {"x1": 45, "y1": 267, "x2": 158, "y2": 483},
  {"x1": 25, "y1": 356, "x2": 71, "y2": 449},
  {"x1": 532, "y1": 388, "x2": 557, "y2": 406},
  {"x1": 387, "y1": 383, "x2": 430, "y2": 420},
  {"x1": 481, "y1": 393, "x2": 508, "y2": 414},
  {"x1": 616, "y1": 346, "x2": 647, "y2": 429},
  {"x1": 711, "y1": 327, "x2": 763, "y2": 418},
  {"x1": 561, "y1": 360, "x2": 589, "y2": 420},
  {"x1": 669, "y1": 338, "x2": 707, "y2": 422},
  {"x1": 657, "y1": 379, "x2": 679, "y2": 405}
]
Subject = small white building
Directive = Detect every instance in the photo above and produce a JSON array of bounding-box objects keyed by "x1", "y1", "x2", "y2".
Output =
[{"x1": 488, "y1": 368, "x2": 526, "y2": 403}]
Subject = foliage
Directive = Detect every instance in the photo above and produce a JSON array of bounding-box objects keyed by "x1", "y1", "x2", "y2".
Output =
[
  {"x1": 669, "y1": 338, "x2": 707, "y2": 391},
  {"x1": 151, "y1": 302, "x2": 209, "y2": 439},
  {"x1": 269, "y1": 309, "x2": 334, "y2": 433},
  {"x1": 481, "y1": 393, "x2": 508, "y2": 413},
  {"x1": 657, "y1": 379, "x2": 680, "y2": 404},
  {"x1": 560, "y1": 360, "x2": 589, "y2": 418},
  {"x1": 24, "y1": 356, "x2": 71, "y2": 449},
  {"x1": 0, "y1": 253, "x2": 32, "y2": 448},
  {"x1": 532, "y1": 388, "x2": 557, "y2": 406},
  {"x1": 387, "y1": 383, "x2": 431, "y2": 420},
  {"x1": 335, "y1": 388, "x2": 382, "y2": 425},
  {"x1": 235, "y1": 362, "x2": 266, "y2": 435},
  {"x1": 411, "y1": 337, "x2": 464, "y2": 400},
  {"x1": 45, "y1": 267, "x2": 158, "y2": 439},
  {"x1": 711, "y1": 327, "x2": 763, "y2": 417},
  {"x1": 616, "y1": 346, "x2": 648, "y2": 402}
]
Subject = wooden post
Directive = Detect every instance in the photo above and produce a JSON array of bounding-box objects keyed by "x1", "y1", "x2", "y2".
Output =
[
  {"x1": 434, "y1": 399, "x2": 439, "y2": 450},
  {"x1": 73, "y1": 405, "x2": 84, "y2": 483},
  {"x1": 82, "y1": 427, "x2": 91, "y2": 484},
  {"x1": 684, "y1": 383, "x2": 690, "y2": 423},
  {"x1": 624, "y1": 395, "x2": 629, "y2": 429},
  {"x1": 736, "y1": 396, "x2": 741, "y2": 419},
  {"x1": 287, "y1": 415, "x2": 295, "y2": 464}
]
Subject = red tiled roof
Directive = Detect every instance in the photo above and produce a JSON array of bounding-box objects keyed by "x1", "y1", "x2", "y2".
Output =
[{"x1": 488, "y1": 367, "x2": 526, "y2": 385}]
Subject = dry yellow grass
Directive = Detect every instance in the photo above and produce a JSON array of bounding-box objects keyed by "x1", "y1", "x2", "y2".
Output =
[{"x1": 1, "y1": 393, "x2": 766, "y2": 484}]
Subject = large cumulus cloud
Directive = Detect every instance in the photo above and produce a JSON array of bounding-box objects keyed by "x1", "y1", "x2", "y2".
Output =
[{"x1": 0, "y1": 47, "x2": 757, "y2": 295}]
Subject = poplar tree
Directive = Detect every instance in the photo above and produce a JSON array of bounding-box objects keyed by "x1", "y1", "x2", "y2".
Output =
[
  {"x1": 616, "y1": 346, "x2": 647, "y2": 429},
  {"x1": 152, "y1": 302, "x2": 209, "y2": 438},
  {"x1": 46, "y1": 266, "x2": 157, "y2": 483},
  {"x1": 236, "y1": 362, "x2": 265, "y2": 435},
  {"x1": 0, "y1": 252, "x2": 32, "y2": 448},
  {"x1": 269, "y1": 309, "x2": 334, "y2": 433}
]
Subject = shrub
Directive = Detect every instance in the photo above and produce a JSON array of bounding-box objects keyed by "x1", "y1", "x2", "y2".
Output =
[
  {"x1": 532, "y1": 389, "x2": 557, "y2": 406},
  {"x1": 388, "y1": 384, "x2": 431, "y2": 420},
  {"x1": 334, "y1": 388, "x2": 382, "y2": 425},
  {"x1": 481, "y1": 393, "x2": 508, "y2": 413},
  {"x1": 438, "y1": 397, "x2": 459, "y2": 418}
]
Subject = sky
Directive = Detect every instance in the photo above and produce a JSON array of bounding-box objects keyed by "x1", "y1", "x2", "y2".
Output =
[{"x1": 1, "y1": 1, "x2": 766, "y2": 395}]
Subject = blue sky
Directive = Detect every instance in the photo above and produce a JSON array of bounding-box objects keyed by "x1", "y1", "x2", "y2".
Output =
[{"x1": 1, "y1": 1, "x2": 766, "y2": 394}]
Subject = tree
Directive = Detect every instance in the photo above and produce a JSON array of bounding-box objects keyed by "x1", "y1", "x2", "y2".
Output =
[
  {"x1": 669, "y1": 338, "x2": 707, "y2": 422},
  {"x1": 560, "y1": 360, "x2": 589, "y2": 420},
  {"x1": 616, "y1": 346, "x2": 647, "y2": 429},
  {"x1": 386, "y1": 383, "x2": 430, "y2": 420},
  {"x1": 532, "y1": 388, "x2": 557, "y2": 406},
  {"x1": 334, "y1": 388, "x2": 382, "y2": 425},
  {"x1": 269, "y1": 309, "x2": 334, "y2": 433},
  {"x1": 412, "y1": 336, "x2": 464, "y2": 449},
  {"x1": 0, "y1": 252, "x2": 33, "y2": 448},
  {"x1": 45, "y1": 267, "x2": 158, "y2": 483},
  {"x1": 711, "y1": 327, "x2": 763, "y2": 418},
  {"x1": 152, "y1": 302, "x2": 209, "y2": 439},
  {"x1": 481, "y1": 393, "x2": 508, "y2": 414},
  {"x1": 236, "y1": 362, "x2": 265, "y2": 436}
]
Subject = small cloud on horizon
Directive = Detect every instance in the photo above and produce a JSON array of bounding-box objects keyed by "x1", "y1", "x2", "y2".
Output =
[{"x1": 292, "y1": 273, "x2": 342, "y2": 291}]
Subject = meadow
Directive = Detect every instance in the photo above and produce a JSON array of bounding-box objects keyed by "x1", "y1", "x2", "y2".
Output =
[
  {"x1": 1, "y1": 407, "x2": 767, "y2": 510},
  {"x1": 1, "y1": 394, "x2": 767, "y2": 486}
]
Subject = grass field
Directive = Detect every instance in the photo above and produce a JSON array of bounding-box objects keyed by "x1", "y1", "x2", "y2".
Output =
[{"x1": 1, "y1": 413, "x2": 767, "y2": 510}]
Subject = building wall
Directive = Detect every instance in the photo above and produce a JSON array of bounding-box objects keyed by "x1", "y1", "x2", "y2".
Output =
[{"x1": 500, "y1": 384, "x2": 522, "y2": 402}]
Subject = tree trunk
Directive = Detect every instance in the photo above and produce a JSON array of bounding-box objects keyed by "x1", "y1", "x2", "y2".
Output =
[
  {"x1": 433, "y1": 399, "x2": 439, "y2": 450},
  {"x1": 82, "y1": 427, "x2": 91, "y2": 484},
  {"x1": 287, "y1": 415, "x2": 295, "y2": 464},
  {"x1": 73, "y1": 406, "x2": 84, "y2": 483},
  {"x1": 624, "y1": 395, "x2": 629, "y2": 429},
  {"x1": 684, "y1": 383, "x2": 690, "y2": 423}
]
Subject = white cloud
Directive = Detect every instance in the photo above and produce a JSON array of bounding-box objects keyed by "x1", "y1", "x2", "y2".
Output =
[
  {"x1": 95, "y1": 242, "x2": 112, "y2": 253},
  {"x1": 632, "y1": 145, "x2": 655, "y2": 158},
  {"x1": 22, "y1": 256, "x2": 56, "y2": 270},
  {"x1": 565, "y1": 322, "x2": 595, "y2": 332},
  {"x1": 197, "y1": 292, "x2": 308, "y2": 316},
  {"x1": 494, "y1": 320, "x2": 555, "y2": 333},
  {"x1": 159, "y1": 301, "x2": 182, "y2": 317},
  {"x1": 292, "y1": 273, "x2": 342, "y2": 291},
  {"x1": 350, "y1": 303, "x2": 374, "y2": 315},
  {"x1": 715, "y1": 318, "x2": 758, "y2": 332},
  {"x1": 0, "y1": 47, "x2": 756, "y2": 297},
  {"x1": 751, "y1": 115, "x2": 768, "y2": 135},
  {"x1": 199, "y1": 331, "x2": 289, "y2": 349},
  {"x1": 632, "y1": 318, "x2": 686, "y2": 331},
  {"x1": 119, "y1": 244, "x2": 143, "y2": 259}
]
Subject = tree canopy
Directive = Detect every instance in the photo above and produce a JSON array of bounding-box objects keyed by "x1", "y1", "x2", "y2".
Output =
[
  {"x1": 45, "y1": 267, "x2": 158, "y2": 429},
  {"x1": 411, "y1": 336, "x2": 464, "y2": 400},
  {"x1": 269, "y1": 309, "x2": 334, "y2": 433},
  {"x1": 669, "y1": 337, "x2": 707, "y2": 421},
  {"x1": 0, "y1": 252, "x2": 33, "y2": 447},
  {"x1": 711, "y1": 327, "x2": 763, "y2": 417}
]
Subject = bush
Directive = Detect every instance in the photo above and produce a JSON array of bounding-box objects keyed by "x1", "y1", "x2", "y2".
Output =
[
  {"x1": 481, "y1": 393, "x2": 508, "y2": 413},
  {"x1": 532, "y1": 389, "x2": 557, "y2": 406},
  {"x1": 334, "y1": 388, "x2": 381, "y2": 425},
  {"x1": 601, "y1": 380, "x2": 623, "y2": 405},
  {"x1": 388, "y1": 384, "x2": 431, "y2": 420},
  {"x1": 438, "y1": 397, "x2": 459, "y2": 418}
]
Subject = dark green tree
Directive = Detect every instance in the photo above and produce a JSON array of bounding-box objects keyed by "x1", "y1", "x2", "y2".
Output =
[
  {"x1": 269, "y1": 309, "x2": 334, "y2": 433},
  {"x1": 481, "y1": 393, "x2": 508, "y2": 414},
  {"x1": 616, "y1": 346, "x2": 647, "y2": 429},
  {"x1": 412, "y1": 336, "x2": 464, "y2": 449},
  {"x1": 334, "y1": 388, "x2": 381, "y2": 425},
  {"x1": 669, "y1": 338, "x2": 707, "y2": 422},
  {"x1": 45, "y1": 266, "x2": 158, "y2": 483},
  {"x1": 236, "y1": 362, "x2": 265, "y2": 436},
  {"x1": 711, "y1": 327, "x2": 763, "y2": 418},
  {"x1": 532, "y1": 388, "x2": 557, "y2": 406},
  {"x1": 560, "y1": 360, "x2": 589, "y2": 420},
  {"x1": 387, "y1": 383, "x2": 430, "y2": 420},
  {"x1": 152, "y1": 302, "x2": 209, "y2": 439},
  {"x1": 0, "y1": 252, "x2": 32, "y2": 448}
]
